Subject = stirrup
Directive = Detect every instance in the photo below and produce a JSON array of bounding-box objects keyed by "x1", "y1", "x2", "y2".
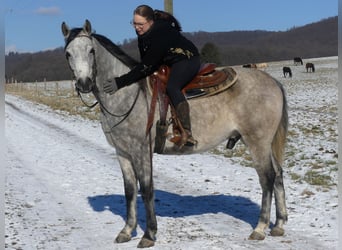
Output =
[
  {"x1": 168, "y1": 131, "x2": 197, "y2": 148},
  {"x1": 184, "y1": 134, "x2": 197, "y2": 147}
]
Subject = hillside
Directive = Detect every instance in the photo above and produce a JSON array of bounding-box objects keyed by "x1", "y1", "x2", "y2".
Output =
[{"x1": 5, "y1": 16, "x2": 337, "y2": 82}]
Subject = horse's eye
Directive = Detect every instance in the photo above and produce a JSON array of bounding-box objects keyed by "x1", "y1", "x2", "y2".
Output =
[
  {"x1": 90, "y1": 48, "x2": 95, "y2": 55},
  {"x1": 65, "y1": 52, "x2": 71, "y2": 59}
]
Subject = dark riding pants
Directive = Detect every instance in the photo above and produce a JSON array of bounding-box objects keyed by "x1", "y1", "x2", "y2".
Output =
[{"x1": 166, "y1": 56, "x2": 201, "y2": 107}]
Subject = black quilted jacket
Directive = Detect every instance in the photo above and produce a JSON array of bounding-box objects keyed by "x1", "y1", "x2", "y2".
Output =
[{"x1": 116, "y1": 19, "x2": 199, "y2": 87}]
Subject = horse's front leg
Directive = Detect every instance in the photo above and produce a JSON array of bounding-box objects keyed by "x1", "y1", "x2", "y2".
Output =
[
  {"x1": 136, "y1": 150, "x2": 157, "y2": 248},
  {"x1": 115, "y1": 155, "x2": 138, "y2": 244}
]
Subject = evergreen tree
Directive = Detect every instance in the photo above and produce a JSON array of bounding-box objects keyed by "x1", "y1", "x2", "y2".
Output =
[{"x1": 200, "y1": 42, "x2": 221, "y2": 65}]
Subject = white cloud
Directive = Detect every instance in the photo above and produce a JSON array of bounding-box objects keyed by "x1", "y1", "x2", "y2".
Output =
[{"x1": 34, "y1": 6, "x2": 61, "y2": 16}]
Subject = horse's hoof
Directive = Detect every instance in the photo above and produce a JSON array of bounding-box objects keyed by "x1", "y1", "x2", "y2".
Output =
[
  {"x1": 137, "y1": 237, "x2": 155, "y2": 248},
  {"x1": 115, "y1": 232, "x2": 131, "y2": 243},
  {"x1": 270, "y1": 227, "x2": 285, "y2": 236},
  {"x1": 248, "y1": 230, "x2": 266, "y2": 240}
]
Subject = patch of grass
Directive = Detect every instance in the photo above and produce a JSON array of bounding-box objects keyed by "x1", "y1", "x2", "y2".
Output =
[
  {"x1": 326, "y1": 160, "x2": 337, "y2": 166},
  {"x1": 301, "y1": 189, "x2": 315, "y2": 197},
  {"x1": 301, "y1": 125, "x2": 324, "y2": 136},
  {"x1": 303, "y1": 170, "x2": 333, "y2": 187},
  {"x1": 210, "y1": 148, "x2": 224, "y2": 156},
  {"x1": 310, "y1": 162, "x2": 324, "y2": 170},
  {"x1": 289, "y1": 172, "x2": 301, "y2": 182},
  {"x1": 209, "y1": 143, "x2": 253, "y2": 167},
  {"x1": 6, "y1": 87, "x2": 100, "y2": 120},
  {"x1": 287, "y1": 129, "x2": 298, "y2": 138}
]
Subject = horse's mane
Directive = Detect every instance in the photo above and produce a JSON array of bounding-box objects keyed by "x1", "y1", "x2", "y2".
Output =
[
  {"x1": 64, "y1": 28, "x2": 138, "y2": 69},
  {"x1": 92, "y1": 33, "x2": 139, "y2": 69}
]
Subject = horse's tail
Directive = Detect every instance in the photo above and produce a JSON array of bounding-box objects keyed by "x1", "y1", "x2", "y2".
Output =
[
  {"x1": 312, "y1": 64, "x2": 315, "y2": 72},
  {"x1": 271, "y1": 81, "x2": 288, "y2": 166}
]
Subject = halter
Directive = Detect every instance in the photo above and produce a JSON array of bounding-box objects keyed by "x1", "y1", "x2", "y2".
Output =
[{"x1": 65, "y1": 33, "x2": 99, "y2": 108}]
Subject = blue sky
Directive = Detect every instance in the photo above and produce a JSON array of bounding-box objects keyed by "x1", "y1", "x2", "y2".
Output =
[{"x1": 5, "y1": 0, "x2": 337, "y2": 54}]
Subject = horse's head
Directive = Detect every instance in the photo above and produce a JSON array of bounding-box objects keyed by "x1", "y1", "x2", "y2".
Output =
[{"x1": 62, "y1": 20, "x2": 96, "y2": 93}]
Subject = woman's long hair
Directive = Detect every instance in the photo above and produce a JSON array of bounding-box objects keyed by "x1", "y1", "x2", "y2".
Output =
[
  {"x1": 134, "y1": 5, "x2": 182, "y2": 31},
  {"x1": 154, "y1": 9, "x2": 182, "y2": 31}
]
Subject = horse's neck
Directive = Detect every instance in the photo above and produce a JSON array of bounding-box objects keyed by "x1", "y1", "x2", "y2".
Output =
[
  {"x1": 92, "y1": 39, "x2": 149, "y2": 117},
  {"x1": 93, "y1": 39, "x2": 131, "y2": 84}
]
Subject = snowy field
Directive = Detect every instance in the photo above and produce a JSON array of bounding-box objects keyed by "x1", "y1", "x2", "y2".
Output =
[{"x1": 5, "y1": 56, "x2": 338, "y2": 249}]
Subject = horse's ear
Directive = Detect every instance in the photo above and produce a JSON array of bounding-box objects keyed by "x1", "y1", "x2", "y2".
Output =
[
  {"x1": 84, "y1": 19, "x2": 92, "y2": 35},
  {"x1": 61, "y1": 22, "x2": 70, "y2": 38}
]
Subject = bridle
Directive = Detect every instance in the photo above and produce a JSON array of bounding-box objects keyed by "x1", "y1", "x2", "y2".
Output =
[{"x1": 65, "y1": 33, "x2": 141, "y2": 129}]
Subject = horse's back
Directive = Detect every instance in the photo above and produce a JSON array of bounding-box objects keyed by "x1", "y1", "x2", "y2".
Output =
[{"x1": 232, "y1": 67, "x2": 284, "y2": 100}]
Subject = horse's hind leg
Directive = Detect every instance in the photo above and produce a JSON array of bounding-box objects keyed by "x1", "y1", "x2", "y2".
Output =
[
  {"x1": 248, "y1": 146, "x2": 287, "y2": 240},
  {"x1": 248, "y1": 148, "x2": 275, "y2": 240},
  {"x1": 270, "y1": 157, "x2": 287, "y2": 236},
  {"x1": 115, "y1": 156, "x2": 138, "y2": 244}
]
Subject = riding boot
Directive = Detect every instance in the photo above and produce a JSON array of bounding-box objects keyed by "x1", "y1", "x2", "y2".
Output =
[{"x1": 175, "y1": 101, "x2": 197, "y2": 147}]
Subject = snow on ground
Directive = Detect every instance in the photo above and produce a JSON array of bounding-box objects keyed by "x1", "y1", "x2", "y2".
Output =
[{"x1": 5, "y1": 57, "x2": 338, "y2": 249}]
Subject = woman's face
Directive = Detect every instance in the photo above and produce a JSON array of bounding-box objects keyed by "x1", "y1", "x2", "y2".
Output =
[{"x1": 132, "y1": 14, "x2": 153, "y2": 35}]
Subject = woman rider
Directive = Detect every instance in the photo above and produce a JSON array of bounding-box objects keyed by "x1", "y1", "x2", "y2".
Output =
[{"x1": 104, "y1": 4, "x2": 200, "y2": 147}]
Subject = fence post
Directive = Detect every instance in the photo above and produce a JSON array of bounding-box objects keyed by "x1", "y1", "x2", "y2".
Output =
[
  {"x1": 55, "y1": 82, "x2": 59, "y2": 96},
  {"x1": 70, "y1": 81, "x2": 75, "y2": 96},
  {"x1": 35, "y1": 82, "x2": 38, "y2": 96}
]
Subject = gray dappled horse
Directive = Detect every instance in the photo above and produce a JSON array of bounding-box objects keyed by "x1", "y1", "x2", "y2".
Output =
[{"x1": 62, "y1": 20, "x2": 288, "y2": 248}]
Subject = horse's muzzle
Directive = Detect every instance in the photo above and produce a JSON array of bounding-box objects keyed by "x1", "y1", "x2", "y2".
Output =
[{"x1": 75, "y1": 77, "x2": 94, "y2": 93}]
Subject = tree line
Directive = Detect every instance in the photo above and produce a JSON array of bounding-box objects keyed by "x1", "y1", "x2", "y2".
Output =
[{"x1": 5, "y1": 16, "x2": 337, "y2": 83}]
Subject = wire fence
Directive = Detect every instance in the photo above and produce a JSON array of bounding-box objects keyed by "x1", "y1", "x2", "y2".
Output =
[
  {"x1": 5, "y1": 81, "x2": 100, "y2": 120},
  {"x1": 5, "y1": 80, "x2": 76, "y2": 97}
]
